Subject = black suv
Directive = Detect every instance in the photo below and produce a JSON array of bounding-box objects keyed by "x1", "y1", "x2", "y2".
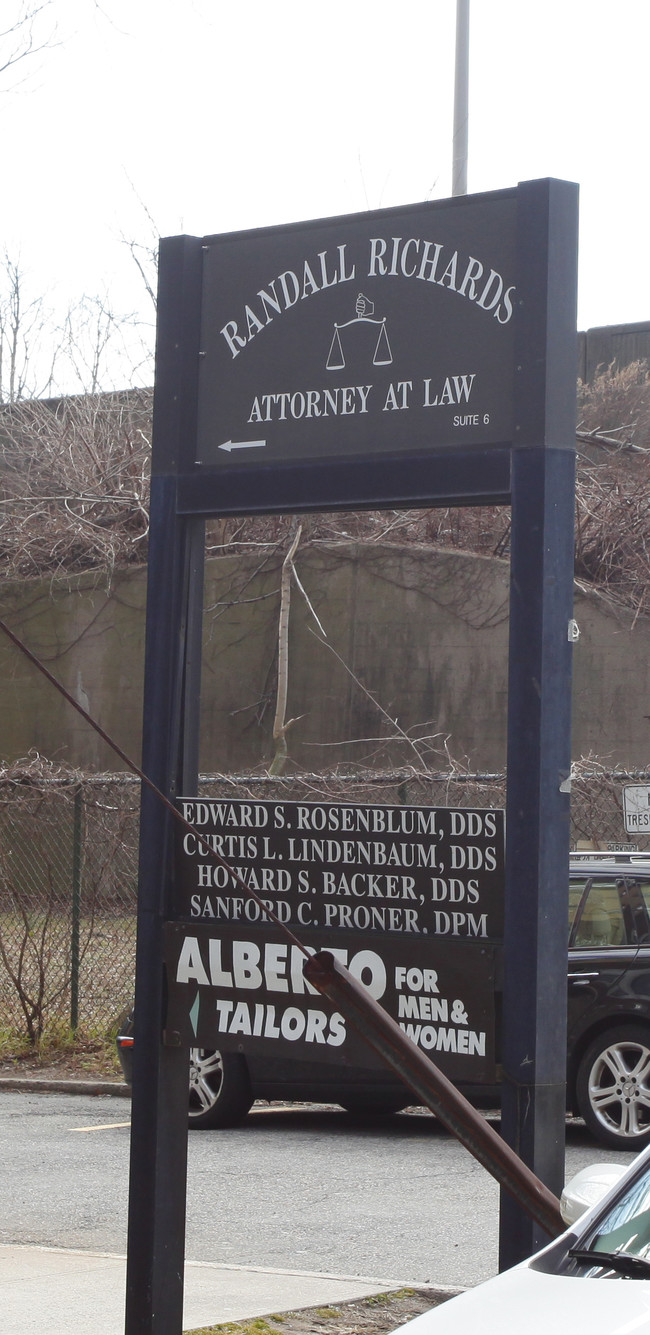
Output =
[
  {"x1": 566, "y1": 852, "x2": 650, "y2": 1149},
  {"x1": 118, "y1": 853, "x2": 650, "y2": 1150}
]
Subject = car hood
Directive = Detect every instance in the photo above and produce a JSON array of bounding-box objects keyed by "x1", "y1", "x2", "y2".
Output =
[{"x1": 392, "y1": 1264, "x2": 650, "y2": 1335}]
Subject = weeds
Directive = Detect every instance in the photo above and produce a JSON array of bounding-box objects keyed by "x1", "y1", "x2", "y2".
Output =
[
  {"x1": 186, "y1": 1320, "x2": 283, "y2": 1335},
  {"x1": 0, "y1": 1017, "x2": 122, "y2": 1075}
]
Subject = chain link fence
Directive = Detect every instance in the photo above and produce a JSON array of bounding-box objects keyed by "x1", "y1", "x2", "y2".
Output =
[
  {"x1": 0, "y1": 775, "x2": 139, "y2": 1041},
  {"x1": 0, "y1": 764, "x2": 647, "y2": 1041}
]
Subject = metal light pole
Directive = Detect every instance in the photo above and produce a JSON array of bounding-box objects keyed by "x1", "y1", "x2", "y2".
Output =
[{"x1": 452, "y1": 0, "x2": 470, "y2": 196}]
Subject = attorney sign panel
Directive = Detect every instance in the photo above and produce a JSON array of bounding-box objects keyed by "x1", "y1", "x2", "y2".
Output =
[{"x1": 196, "y1": 191, "x2": 517, "y2": 468}]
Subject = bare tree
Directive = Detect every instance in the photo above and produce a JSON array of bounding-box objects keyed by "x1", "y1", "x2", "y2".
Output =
[
  {"x1": 578, "y1": 359, "x2": 650, "y2": 448},
  {"x1": 268, "y1": 523, "x2": 303, "y2": 774},
  {"x1": 0, "y1": 252, "x2": 58, "y2": 403},
  {"x1": 0, "y1": 250, "x2": 156, "y2": 404},
  {"x1": 0, "y1": 1, "x2": 56, "y2": 88},
  {"x1": 121, "y1": 188, "x2": 160, "y2": 314},
  {"x1": 0, "y1": 860, "x2": 74, "y2": 1044},
  {"x1": 60, "y1": 292, "x2": 153, "y2": 395},
  {"x1": 0, "y1": 389, "x2": 152, "y2": 578},
  {"x1": 572, "y1": 361, "x2": 650, "y2": 619}
]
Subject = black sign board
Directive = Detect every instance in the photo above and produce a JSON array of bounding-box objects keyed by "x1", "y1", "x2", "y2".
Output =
[
  {"x1": 166, "y1": 799, "x2": 504, "y2": 1080},
  {"x1": 195, "y1": 193, "x2": 516, "y2": 473},
  {"x1": 163, "y1": 921, "x2": 498, "y2": 1082},
  {"x1": 173, "y1": 798, "x2": 505, "y2": 940}
]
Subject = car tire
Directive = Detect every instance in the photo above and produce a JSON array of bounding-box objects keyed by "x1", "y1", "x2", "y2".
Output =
[
  {"x1": 188, "y1": 1049, "x2": 253, "y2": 1129},
  {"x1": 576, "y1": 1025, "x2": 650, "y2": 1150},
  {"x1": 339, "y1": 1093, "x2": 411, "y2": 1116}
]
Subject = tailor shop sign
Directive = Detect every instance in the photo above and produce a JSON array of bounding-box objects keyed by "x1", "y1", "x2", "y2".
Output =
[
  {"x1": 173, "y1": 799, "x2": 505, "y2": 941},
  {"x1": 196, "y1": 190, "x2": 517, "y2": 467},
  {"x1": 163, "y1": 922, "x2": 498, "y2": 1081}
]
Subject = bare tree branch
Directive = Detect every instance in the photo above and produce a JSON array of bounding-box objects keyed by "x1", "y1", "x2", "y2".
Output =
[
  {"x1": 0, "y1": 2, "x2": 57, "y2": 88},
  {"x1": 0, "y1": 391, "x2": 152, "y2": 579},
  {"x1": 268, "y1": 523, "x2": 303, "y2": 775},
  {"x1": 0, "y1": 252, "x2": 58, "y2": 402},
  {"x1": 121, "y1": 182, "x2": 160, "y2": 312}
]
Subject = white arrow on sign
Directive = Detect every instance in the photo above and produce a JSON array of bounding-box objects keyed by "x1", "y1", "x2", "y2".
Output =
[{"x1": 218, "y1": 439, "x2": 267, "y2": 453}]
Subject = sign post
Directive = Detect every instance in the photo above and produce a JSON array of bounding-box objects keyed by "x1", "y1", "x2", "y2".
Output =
[
  {"x1": 500, "y1": 181, "x2": 579, "y2": 1264},
  {"x1": 124, "y1": 238, "x2": 205, "y2": 1335},
  {"x1": 126, "y1": 179, "x2": 578, "y2": 1331}
]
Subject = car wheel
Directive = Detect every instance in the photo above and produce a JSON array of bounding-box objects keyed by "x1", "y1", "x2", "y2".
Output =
[
  {"x1": 188, "y1": 1049, "x2": 253, "y2": 1129},
  {"x1": 576, "y1": 1026, "x2": 650, "y2": 1150},
  {"x1": 339, "y1": 1093, "x2": 411, "y2": 1115}
]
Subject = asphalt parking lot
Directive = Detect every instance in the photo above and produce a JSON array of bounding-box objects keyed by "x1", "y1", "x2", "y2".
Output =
[{"x1": 0, "y1": 1089, "x2": 636, "y2": 1290}]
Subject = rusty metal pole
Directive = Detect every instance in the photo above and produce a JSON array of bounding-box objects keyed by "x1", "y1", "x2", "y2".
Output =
[{"x1": 304, "y1": 951, "x2": 564, "y2": 1241}]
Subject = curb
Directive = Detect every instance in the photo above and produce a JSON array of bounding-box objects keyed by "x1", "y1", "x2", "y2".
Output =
[{"x1": 0, "y1": 1077, "x2": 131, "y2": 1097}]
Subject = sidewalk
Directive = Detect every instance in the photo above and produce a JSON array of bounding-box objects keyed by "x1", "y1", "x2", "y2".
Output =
[{"x1": 0, "y1": 1243, "x2": 444, "y2": 1335}]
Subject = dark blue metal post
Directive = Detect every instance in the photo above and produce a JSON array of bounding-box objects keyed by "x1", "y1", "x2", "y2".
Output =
[
  {"x1": 499, "y1": 178, "x2": 579, "y2": 1268},
  {"x1": 125, "y1": 236, "x2": 205, "y2": 1335},
  {"x1": 70, "y1": 786, "x2": 82, "y2": 1031}
]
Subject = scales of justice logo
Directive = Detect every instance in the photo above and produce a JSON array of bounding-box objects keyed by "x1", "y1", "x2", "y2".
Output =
[{"x1": 326, "y1": 293, "x2": 393, "y2": 370}]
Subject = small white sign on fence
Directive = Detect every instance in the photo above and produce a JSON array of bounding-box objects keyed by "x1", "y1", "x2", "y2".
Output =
[{"x1": 623, "y1": 785, "x2": 650, "y2": 833}]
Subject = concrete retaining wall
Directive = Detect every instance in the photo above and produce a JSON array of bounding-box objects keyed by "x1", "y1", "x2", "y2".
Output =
[{"x1": 0, "y1": 546, "x2": 648, "y2": 773}]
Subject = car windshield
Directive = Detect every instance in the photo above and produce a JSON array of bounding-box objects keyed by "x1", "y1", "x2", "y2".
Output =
[{"x1": 581, "y1": 1162, "x2": 650, "y2": 1261}]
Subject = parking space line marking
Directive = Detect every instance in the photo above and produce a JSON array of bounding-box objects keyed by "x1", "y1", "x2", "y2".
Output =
[{"x1": 69, "y1": 1122, "x2": 131, "y2": 1132}]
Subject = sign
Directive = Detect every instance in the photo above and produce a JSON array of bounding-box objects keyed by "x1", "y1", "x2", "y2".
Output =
[
  {"x1": 165, "y1": 799, "x2": 504, "y2": 1079},
  {"x1": 623, "y1": 785, "x2": 650, "y2": 833},
  {"x1": 163, "y1": 922, "x2": 498, "y2": 1082},
  {"x1": 195, "y1": 192, "x2": 517, "y2": 470},
  {"x1": 130, "y1": 180, "x2": 579, "y2": 1312},
  {"x1": 173, "y1": 798, "x2": 505, "y2": 940}
]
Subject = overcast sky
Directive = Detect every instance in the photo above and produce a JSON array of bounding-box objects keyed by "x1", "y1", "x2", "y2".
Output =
[{"x1": 2, "y1": 0, "x2": 648, "y2": 388}]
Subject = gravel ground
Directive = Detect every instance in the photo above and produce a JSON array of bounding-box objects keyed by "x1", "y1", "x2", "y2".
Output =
[{"x1": 185, "y1": 1288, "x2": 451, "y2": 1335}]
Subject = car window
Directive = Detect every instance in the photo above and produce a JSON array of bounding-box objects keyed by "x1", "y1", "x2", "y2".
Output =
[
  {"x1": 629, "y1": 880, "x2": 650, "y2": 944},
  {"x1": 569, "y1": 878, "x2": 628, "y2": 948},
  {"x1": 584, "y1": 1164, "x2": 650, "y2": 1260},
  {"x1": 568, "y1": 879, "x2": 588, "y2": 941}
]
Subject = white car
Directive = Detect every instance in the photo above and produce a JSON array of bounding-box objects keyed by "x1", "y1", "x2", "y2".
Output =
[{"x1": 391, "y1": 1147, "x2": 650, "y2": 1335}]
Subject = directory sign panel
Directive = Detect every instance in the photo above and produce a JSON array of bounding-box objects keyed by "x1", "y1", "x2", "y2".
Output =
[{"x1": 165, "y1": 799, "x2": 504, "y2": 1081}]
